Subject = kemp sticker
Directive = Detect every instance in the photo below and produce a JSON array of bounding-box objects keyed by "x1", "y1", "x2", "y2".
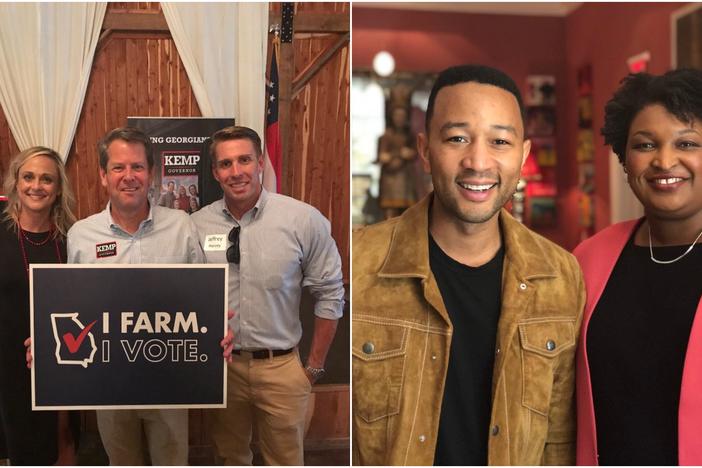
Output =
[
  {"x1": 96, "y1": 241, "x2": 117, "y2": 258},
  {"x1": 30, "y1": 265, "x2": 228, "y2": 410}
]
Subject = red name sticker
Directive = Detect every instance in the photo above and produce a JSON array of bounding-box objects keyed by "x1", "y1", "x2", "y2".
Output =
[{"x1": 96, "y1": 242, "x2": 117, "y2": 259}]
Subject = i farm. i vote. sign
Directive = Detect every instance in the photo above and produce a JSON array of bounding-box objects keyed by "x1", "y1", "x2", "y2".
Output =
[{"x1": 30, "y1": 265, "x2": 228, "y2": 410}]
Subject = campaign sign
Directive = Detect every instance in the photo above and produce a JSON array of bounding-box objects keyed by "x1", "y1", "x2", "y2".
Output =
[
  {"x1": 30, "y1": 265, "x2": 228, "y2": 410},
  {"x1": 127, "y1": 117, "x2": 235, "y2": 213}
]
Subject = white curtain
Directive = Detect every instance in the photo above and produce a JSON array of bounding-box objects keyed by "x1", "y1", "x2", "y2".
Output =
[
  {"x1": 0, "y1": 3, "x2": 106, "y2": 161},
  {"x1": 162, "y1": 2, "x2": 277, "y2": 191},
  {"x1": 609, "y1": 151, "x2": 643, "y2": 224}
]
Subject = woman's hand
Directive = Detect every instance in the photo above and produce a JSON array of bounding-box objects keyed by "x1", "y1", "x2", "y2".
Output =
[{"x1": 24, "y1": 337, "x2": 32, "y2": 369}]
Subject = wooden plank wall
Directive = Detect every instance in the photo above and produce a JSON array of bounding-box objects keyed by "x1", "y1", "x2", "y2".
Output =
[
  {"x1": 0, "y1": 107, "x2": 20, "y2": 181},
  {"x1": 267, "y1": 5, "x2": 350, "y2": 460},
  {"x1": 0, "y1": 2, "x2": 198, "y2": 218},
  {"x1": 69, "y1": 31, "x2": 201, "y2": 218},
  {"x1": 270, "y1": 2, "x2": 350, "y2": 282}
]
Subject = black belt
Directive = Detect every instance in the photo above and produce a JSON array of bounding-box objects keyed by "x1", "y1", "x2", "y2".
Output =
[{"x1": 232, "y1": 348, "x2": 294, "y2": 359}]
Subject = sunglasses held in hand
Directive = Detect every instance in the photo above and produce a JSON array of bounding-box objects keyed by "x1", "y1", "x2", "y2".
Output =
[{"x1": 227, "y1": 226, "x2": 240, "y2": 264}]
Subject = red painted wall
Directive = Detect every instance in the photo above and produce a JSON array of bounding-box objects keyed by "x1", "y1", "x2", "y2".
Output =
[
  {"x1": 352, "y1": 8, "x2": 565, "y2": 76},
  {"x1": 353, "y1": 3, "x2": 688, "y2": 250}
]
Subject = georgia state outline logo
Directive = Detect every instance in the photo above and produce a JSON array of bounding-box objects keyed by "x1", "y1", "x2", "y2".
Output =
[{"x1": 50, "y1": 313, "x2": 98, "y2": 368}]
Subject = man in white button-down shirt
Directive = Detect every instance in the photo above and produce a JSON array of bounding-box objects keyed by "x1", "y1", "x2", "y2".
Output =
[
  {"x1": 192, "y1": 126, "x2": 344, "y2": 465},
  {"x1": 65, "y1": 127, "x2": 214, "y2": 465}
]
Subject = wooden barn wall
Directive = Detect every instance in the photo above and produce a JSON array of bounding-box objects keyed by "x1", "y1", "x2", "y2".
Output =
[
  {"x1": 68, "y1": 32, "x2": 201, "y2": 219},
  {"x1": 267, "y1": 4, "x2": 350, "y2": 457},
  {"x1": 0, "y1": 107, "x2": 20, "y2": 180},
  {"x1": 270, "y1": 2, "x2": 350, "y2": 282},
  {"x1": 0, "y1": 2, "x2": 199, "y2": 219}
]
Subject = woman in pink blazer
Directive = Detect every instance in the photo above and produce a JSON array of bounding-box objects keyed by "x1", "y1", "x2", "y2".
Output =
[{"x1": 574, "y1": 69, "x2": 702, "y2": 465}]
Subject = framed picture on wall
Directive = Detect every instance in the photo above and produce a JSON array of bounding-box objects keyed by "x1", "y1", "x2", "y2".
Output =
[
  {"x1": 576, "y1": 129, "x2": 594, "y2": 162},
  {"x1": 528, "y1": 197, "x2": 557, "y2": 227},
  {"x1": 525, "y1": 106, "x2": 556, "y2": 137},
  {"x1": 530, "y1": 137, "x2": 557, "y2": 167},
  {"x1": 525, "y1": 75, "x2": 556, "y2": 106}
]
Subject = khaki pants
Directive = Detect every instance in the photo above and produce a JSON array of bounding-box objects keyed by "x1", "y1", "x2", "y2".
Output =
[
  {"x1": 209, "y1": 350, "x2": 311, "y2": 465},
  {"x1": 96, "y1": 409, "x2": 188, "y2": 465}
]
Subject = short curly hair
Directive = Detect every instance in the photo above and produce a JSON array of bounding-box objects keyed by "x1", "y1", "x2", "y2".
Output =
[{"x1": 602, "y1": 68, "x2": 702, "y2": 165}]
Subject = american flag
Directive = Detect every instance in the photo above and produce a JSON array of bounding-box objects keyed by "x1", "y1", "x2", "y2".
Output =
[{"x1": 265, "y1": 36, "x2": 281, "y2": 193}]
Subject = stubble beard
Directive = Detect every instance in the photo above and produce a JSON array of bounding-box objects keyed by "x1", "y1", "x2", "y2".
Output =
[{"x1": 433, "y1": 177, "x2": 516, "y2": 225}]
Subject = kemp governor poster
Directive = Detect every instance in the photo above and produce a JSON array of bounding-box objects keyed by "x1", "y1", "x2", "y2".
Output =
[
  {"x1": 30, "y1": 265, "x2": 227, "y2": 410},
  {"x1": 128, "y1": 117, "x2": 235, "y2": 214}
]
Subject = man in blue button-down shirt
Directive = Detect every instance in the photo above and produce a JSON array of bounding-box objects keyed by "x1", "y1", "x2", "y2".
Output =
[{"x1": 192, "y1": 126, "x2": 344, "y2": 465}]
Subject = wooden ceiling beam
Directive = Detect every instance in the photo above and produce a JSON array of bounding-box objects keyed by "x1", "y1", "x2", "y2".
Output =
[
  {"x1": 269, "y1": 12, "x2": 349, "y2": 33},
  {"x1": 103, "y1": 10, "x2": 349, "y2": 34},
  {"x1": 102, "y1": 10, "x2": 169, "y2": 32},
  {"x1": 292, "y1": 32, "x2": 349, "y2": 99},
  {"x1": 104, "y1": 9, "x2": 349, "y2": 34}
]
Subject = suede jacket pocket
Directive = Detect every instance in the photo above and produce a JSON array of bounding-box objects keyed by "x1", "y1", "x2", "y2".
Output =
[
  {"x1": 352, "y1": 317, "x2": 408, "y2": 423},
  {"x1": 518, "y1": 318, "x2": 575, "y2": 415}
]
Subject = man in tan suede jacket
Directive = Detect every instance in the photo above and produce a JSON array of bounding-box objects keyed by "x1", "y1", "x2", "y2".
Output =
[{"x1": 352, "y1": 65, "x2": 585, "y2": 465}]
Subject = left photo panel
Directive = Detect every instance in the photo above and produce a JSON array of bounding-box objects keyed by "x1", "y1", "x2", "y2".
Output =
[{"x1": 0, "y1": 2, "x2": 349, "y2": 465}]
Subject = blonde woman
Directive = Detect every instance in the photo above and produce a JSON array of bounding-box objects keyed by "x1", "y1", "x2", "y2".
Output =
[{"x1": 0, "y1": 147, "x2": 78, "y2": 465}]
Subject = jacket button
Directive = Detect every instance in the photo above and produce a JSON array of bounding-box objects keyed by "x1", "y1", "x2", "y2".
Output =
[
  {"x1": 491, "y1": 425, "x2": 500, "y2": 436},
  {"x1": 546, "y1": 340, "x2": 556, "y2": 351},
  {"x1": 495, "y1": 347, "x2": 500, "y2": 355},
  {"x1": 362, "y1": 342, "x2": 374, "y2": 354},
  {"x1": 431, "y1": 355, "x2": 437, "y2": 360},
  {"x1": 519, "y1": 283, "x2": 527, "y2": 290},
  {"x1": 418, "y1": 435, "x2": 426, "y2": 443}
]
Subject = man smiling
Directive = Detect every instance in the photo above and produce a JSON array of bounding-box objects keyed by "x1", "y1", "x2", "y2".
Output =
[
  {"x1": 352, "y1": 65, "x2": 585, "y2": 465},
  {"x1": 66, "y1": 127, "x2": 205, "y2": 465},
  {"x1": 192, "y1": 126, "x2": 344, "y2": 465}
]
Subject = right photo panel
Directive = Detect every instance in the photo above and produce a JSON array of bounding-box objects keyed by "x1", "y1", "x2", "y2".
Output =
[{"x1": 352, "y1": 2, "x2": 702, "y2": 466}]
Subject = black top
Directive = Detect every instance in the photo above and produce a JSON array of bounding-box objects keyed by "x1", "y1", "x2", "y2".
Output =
[
  {"x1": 0, "y1": 220, "x2": 78, "y2": 465},
  {"x1": 430, "y1": 234, "x2": 504, "y2": 466},
  {"x1": 587, "y1": 229, "x2": 702, "y2": 466}
]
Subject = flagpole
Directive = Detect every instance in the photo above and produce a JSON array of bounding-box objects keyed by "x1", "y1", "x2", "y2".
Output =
[{"x1": 264, "y1": 29, "x2": 282, "y2": 193}]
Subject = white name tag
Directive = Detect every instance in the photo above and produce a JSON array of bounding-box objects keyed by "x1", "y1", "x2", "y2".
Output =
[{"x1": 204, "y1": 234, "x2": 227, "y2": 251}]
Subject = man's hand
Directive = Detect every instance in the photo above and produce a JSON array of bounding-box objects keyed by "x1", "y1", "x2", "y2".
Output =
[
  {"x1": 221, "y1": 309, "x2": 235, "y2": 362},
  {"x1": 304, "y1": 317, "x2": 338, "y2": 385},
  {"x1": 24, "y1": 337, "x2": 32, "y2": 369},
  {"x1": 303, "y1": 366, "x2": 323, "y2": 385}
]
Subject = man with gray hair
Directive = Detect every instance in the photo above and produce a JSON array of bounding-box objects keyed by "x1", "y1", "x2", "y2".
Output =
[{"x1": 67, "y1": 127, "x2": 204, "y2": 465}]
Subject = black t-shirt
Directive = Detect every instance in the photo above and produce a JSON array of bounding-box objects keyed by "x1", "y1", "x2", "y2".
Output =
[
  {"x1": 430, "y1": 234, "x2": 504, "y2": 466},
  {"x1": 587, "y1": 231, "x2": 702, "y2": 466}
]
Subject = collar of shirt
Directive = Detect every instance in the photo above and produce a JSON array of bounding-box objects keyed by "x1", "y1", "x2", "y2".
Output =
[
  {"x1": 105, "y1": 200, "x2": 154, "y2": 237},
  {"x1": 220, "y1": 188, "x2": 270, "y2": 226}
]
